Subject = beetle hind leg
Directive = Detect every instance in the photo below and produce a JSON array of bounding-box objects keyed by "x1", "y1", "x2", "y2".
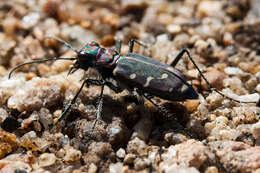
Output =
[
  {"x1": 172, "y1": 49, "x2": 258, "y2": 104},
  {"x1": 170, "y1": 48, "x2": 187, "y2": 67}
]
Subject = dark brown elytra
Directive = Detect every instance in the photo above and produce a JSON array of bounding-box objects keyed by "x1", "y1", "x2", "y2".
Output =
[{"x1": 8, "y1": 36, "x2": 259, "y2": 141}]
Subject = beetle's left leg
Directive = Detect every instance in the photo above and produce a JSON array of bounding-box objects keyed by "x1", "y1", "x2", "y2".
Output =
[{"x1": 129, "y1": 39, "x2": 148, "y2": 53}]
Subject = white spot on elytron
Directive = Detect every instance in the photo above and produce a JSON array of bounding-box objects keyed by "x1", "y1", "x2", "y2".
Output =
[
  {"x1": 160, "y1": 73, "x2": 168, "y2": 79},
  {"x1": 169, "y1": 88, "x2": 173, "y2": 92},
  {"x1": 130, "y1": 73, "x2": 136, "y2": 79},
  {"x1": 167, "y1": 67, "x2": 174, "y2": 73},
  {"x1": 144, "y1": 76, "x2": 154, "y2": 87}
]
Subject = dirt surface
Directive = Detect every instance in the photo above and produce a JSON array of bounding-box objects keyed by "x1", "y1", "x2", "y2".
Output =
[{"x1": 0, "y1": 0, "x2": 260, "y2": 172}]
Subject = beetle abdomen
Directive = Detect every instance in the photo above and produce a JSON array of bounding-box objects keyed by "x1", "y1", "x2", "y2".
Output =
[{"x1": 113, "y1": 54, "x2": 198, "y2": 101}]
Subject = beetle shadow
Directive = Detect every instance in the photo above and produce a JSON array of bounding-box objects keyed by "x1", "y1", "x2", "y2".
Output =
[
  {"x1": 60, "y1": 92, "x2": 205, "y2": 149},
  {"x1": 149, "y1": 102, "x2": 206, "y2": 145}
]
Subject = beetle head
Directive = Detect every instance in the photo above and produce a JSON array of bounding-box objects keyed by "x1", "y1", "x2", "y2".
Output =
[{"x1": 75, "y1": 41, "x2": 101, "y2": 71}]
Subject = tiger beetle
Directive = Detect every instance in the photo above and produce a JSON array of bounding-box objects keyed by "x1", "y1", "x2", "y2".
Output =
[{"x1": 8, "y1": 36, "x2": 259, "y2": 141}]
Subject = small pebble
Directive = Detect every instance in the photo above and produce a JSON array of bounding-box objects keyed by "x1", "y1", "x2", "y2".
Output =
[
  {"x1": 183, "y1": 100, "x2": 200, "y2": 113},
  {"x1": 63, "y1": 146, "x2": 82, "y2": 163},
  {"x1": 0, "y1": 108, "x2": 8, "y2": 124},
  {"x1": 167, "y1": 24, "x2": 181, "y2": 35},
  {"x1": 197, "y1": 1, "x2": 223, "y2": 18},
  {"x1": 223, "y1": 32, "x2": 234, "y2": 46},
  {"x1": 164, "y1": 132, "x2": 188, "y2": 145},
  {"x1": 127, "y1": 137, "x2": 148, "y2": 157},
  {"x1": 21, "y1": 12, "x2": 40, "y2": 29},
  {"x1": 205, "y1": 166, "x2": 218, "y2": 173},
  {"x1": 38, "y1": 153, "x2": 56, "y2": 167},
  {"x1": 134, "y1": 158, "x2": 151, "y2": 171},
  {"x1": 224, "y1": 67, "x2": 244, "y2": 76},
  {"x1": 109, "y1": 162, "x2": 124, "y2": 173},
  {"x1": 201, "y1": 69, "x2": 226, "y2": 90},
  {"x1": 88, "y1": 163, "x2": 98, "y2": 173},
  {"x1": 116, "y1": 148, "x2": 126, "y2": 159},
  {"x1": 124, "y1": 154, "x2": 136, "y2": 164}
]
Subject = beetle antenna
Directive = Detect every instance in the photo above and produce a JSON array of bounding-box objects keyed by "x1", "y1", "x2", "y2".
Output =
[
  {"x1": 45, "y1": 36, "x2": 78, "y2": 53},
  {"x1": 176, "y1": 49, "x2": 258, "y2": 104},
  {"x1": 8, "y1": 57, "x2": 76, "y2": 79}
]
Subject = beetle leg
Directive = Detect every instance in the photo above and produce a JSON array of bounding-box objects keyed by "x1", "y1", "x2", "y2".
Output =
[
  {"x1": 85, "y1": 84, "x2": 105, "y2": 142},
  {"x1": 105, "y1": 80, "x2": 122, "y2": 93},
  {"x1": 143, "y1": 93, "x2": 154, "y2": 100},
  {"x1": 129, "y1": 39, "x2": 148, "y2": 53},
  {"x1": 49, "y1": 78, "x2": 106, "y2": 129},
  {"x1": 143, "y1": 94, "x2": 173, "y2": 121},
  {"x1": 84, "y1": 78, "x2": 122, "y2": 93},
  {"x1": 172, "y1": 49, "x2": 258, "y2": 104},
  {"x1": 170, "y1": 48, "x2": 187, "y2": 67},
  {"x1": 115, "y1": 40, "x2": 122, "y2": 54},
  {"x1": 84, "y1": 79, "x2": 106, "y2": 87},
  {"x1": 49, "y1": 78, "x2": 91, "y2": 128}
]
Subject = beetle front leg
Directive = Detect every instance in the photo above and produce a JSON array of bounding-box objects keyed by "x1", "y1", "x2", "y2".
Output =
[
  {"x1": 49, "y1": 78, "x2": 91, "y2": 128},
  {"x1": 129, "y1": 39, "x2": 148, "y2": 53},
  {"x1": 85, "y1": 85, "x2": 105, "y2": 142},
  {"x1": 49, "y1": 78, "x2": 105, "y2": 129}
]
